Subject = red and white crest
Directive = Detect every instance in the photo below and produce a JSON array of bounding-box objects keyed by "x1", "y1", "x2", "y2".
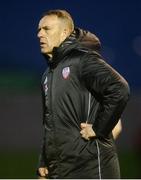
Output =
[{"x1": 62, "y1": 67, "x2": 70, "y2": 79}]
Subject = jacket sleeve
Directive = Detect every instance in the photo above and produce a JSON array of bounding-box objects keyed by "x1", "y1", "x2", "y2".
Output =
[
  {"x1": 80, "y1": 51, "x2": 130, "y2": 138},
  {"x1": 38, "y1": 131, "x2": 46, "y2": 168},
  {"x1": 37, "y1": 84, "x2": 47, "y2": 169}
]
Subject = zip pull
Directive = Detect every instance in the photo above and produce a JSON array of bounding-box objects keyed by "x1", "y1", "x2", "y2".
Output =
[{"x1": 86, "y1": 92, "x2": 91, "y2": 124}]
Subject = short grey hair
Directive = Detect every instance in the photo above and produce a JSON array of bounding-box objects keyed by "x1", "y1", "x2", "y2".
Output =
[{"x1": 42, "y1": 9, "x2": 74, "y2": 33}]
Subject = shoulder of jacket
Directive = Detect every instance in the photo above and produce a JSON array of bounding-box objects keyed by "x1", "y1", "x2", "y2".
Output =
[
  {"x1": 72, "y1": 48, "x2": 102, "y2": 61},
  {"x1": 64, "y1": 48, "x2": 102, "y2": 66}
]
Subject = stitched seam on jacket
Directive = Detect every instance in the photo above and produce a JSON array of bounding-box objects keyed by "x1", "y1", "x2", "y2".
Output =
[{"x1": 96, "y1": 140, "x2": 102, "y2": 179}]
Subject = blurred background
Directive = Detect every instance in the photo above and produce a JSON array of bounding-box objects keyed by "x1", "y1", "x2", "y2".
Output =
[{"x1": 0, "y1": 0, "x2": 141, "y2": 178}]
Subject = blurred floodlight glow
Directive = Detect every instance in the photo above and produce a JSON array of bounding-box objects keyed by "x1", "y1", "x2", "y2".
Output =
[{"x1": 133, "y1": 36, "x2": 141, "y2": 57}]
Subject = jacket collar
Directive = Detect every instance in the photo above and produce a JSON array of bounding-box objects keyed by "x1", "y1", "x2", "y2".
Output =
[
  {"x1": 44, "y1": 27, "x2": 101, "y2": 69},
  {"x1": 45, "y1": 30, "x2": 78, "y2": 69}
]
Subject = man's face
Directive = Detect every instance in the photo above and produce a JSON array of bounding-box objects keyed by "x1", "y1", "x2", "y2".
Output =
[{"x1": 38, "y1": 15, "x2": 65, "y2": 57}]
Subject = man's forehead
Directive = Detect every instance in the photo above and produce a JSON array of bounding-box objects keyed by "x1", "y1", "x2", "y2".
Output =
[{"x1": 39, "y1": 15, "x2": 59, "y2": 27}]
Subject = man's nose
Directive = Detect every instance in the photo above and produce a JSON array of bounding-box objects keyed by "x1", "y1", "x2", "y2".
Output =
[{"x1": 37, "y1": 29, "x2": 44, "y2": 38}]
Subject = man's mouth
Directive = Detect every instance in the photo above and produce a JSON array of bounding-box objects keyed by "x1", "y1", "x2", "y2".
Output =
[{"x1": 40, "y1": 42, "x2": 46, "y2": 47}]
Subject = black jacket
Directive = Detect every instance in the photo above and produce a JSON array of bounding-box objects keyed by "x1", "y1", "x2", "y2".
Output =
[{"x1": 38, "y1": 28, "x2": 130, "y2": 178}]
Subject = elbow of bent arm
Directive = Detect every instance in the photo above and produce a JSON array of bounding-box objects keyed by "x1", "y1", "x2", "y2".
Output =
[
  {"x1": 112, "y1": 119, "x2": 122, "y2": 140},
  {"x1": 119, "y1": 81, "x2": 130, "y2": 103}
]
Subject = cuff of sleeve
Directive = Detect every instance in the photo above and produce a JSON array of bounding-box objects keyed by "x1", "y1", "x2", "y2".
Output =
[{"x1": 92, "y1": 125, "x2": 106, "y2": 138}]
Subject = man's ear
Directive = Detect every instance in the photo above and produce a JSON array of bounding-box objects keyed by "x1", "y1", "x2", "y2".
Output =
[{"x1": 61, "y1": 28, "x2": 70, "y2": 42}]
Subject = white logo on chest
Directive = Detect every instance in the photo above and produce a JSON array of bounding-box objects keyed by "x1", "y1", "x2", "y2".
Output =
[{"x1": 62, "y1": 67, "x2": 70, "y2": 79}]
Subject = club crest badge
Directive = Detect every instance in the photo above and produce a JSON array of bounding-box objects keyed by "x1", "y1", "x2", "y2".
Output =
[{"x1": 62, "y1": 67, "x2": 70, "y2": 79}]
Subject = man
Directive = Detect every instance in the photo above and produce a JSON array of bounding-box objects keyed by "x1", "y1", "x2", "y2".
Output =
[{"x1": 37, "y1": 9, "x2": 130, "y2": 179}]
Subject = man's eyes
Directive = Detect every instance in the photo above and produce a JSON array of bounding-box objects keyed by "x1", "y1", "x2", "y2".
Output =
[
  {"x1": 44, "y1": 27, "x2": 51, "y2": 31},
  {"x1": 37, "y1": 27, "x2": 51, "y2": 33}
]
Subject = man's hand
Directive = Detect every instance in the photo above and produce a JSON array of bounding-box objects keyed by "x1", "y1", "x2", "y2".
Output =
[
  {"x1": 80, "y1": 123, "x2": 96, "y2": 140},
  {"x1": 38, "y1": 167, "x2": 48, "y2": 179}
]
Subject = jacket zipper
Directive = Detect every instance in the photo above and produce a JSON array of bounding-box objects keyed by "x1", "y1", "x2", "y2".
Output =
[
  {"x1": 49, "y1": 68, "x2": 61, "y2": 175},
  {"x1": 48, "y1": 68, "x2": 53, "y2": 127},
  {"x1": 86, "y1": 92, "x2": 91, "y2": 123}
]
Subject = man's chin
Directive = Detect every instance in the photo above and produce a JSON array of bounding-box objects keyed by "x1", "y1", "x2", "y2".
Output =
[
  {"x1": 41, "y1": 51, "x2": 52, "y2": 59},
  {"x1": 40, "y1": 49, "x2": 48, "y2": 55},
  {"x1": 41, "y1": 49, "x2": 47, "y2": 54}
]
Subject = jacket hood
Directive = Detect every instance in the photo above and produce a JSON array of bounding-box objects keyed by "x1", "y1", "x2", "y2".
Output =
[
  {"x1": 74, "y1": 27, "x2": 101, "y2": 51},
  {"x1": 56, "y1": 27, "x2": 101, "y2": 54}
]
